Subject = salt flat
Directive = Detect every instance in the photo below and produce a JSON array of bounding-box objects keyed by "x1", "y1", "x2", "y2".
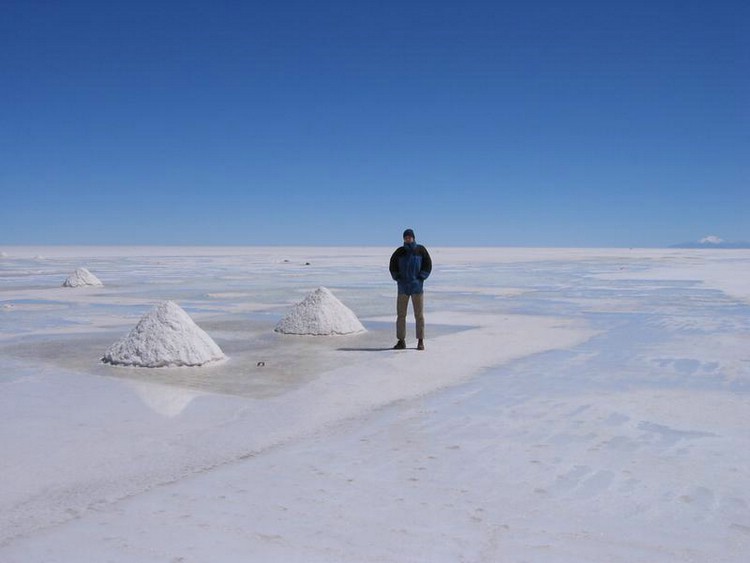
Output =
[{"x1": 0, "y1": 247, "x2": 748, "y2": 562}]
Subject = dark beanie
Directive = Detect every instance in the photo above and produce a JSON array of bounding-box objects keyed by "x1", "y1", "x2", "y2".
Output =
[{"x1": 403, "y1": 229, "x2": 415, "y2": 239}]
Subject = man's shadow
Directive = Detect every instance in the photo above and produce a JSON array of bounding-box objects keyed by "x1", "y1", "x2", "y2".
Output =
[{"x1": 337, "y1": 347, "x2": 396, "y2": 352}]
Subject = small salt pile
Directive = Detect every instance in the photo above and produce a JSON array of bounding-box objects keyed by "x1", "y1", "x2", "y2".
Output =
[
  {"x1": 103, "y1": 301, "x2": 226, "y2": 367},
  {"x1": 275, "y1": 287, "x2": 366, "y2": 335},
  {"x1": 63, "y1": 267, "x2": 103, "y2": 287}
]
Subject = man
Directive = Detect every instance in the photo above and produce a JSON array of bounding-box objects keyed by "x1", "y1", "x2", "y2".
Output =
[{"x1": 389, "y1": 228, "x2": 432, "y2": 350}]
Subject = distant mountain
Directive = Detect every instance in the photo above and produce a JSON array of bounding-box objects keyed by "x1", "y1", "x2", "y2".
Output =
[{"x1": 671, "y1": 235, "x2": 750, "y2": 249}]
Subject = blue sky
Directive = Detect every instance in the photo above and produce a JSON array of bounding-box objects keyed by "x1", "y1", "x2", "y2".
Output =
[{"x1": 1, "y1": 0, "x2": 748, "y2": 247}]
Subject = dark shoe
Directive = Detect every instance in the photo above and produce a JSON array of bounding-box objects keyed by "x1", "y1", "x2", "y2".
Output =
[
  {"x1": 393, "y1": 340, "x2": 406, "y2": 350},
  {"x1": 417, "y1": 339, "x2": 425, "y2": 350}
]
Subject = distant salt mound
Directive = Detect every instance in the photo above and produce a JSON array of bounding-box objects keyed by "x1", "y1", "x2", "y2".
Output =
[
  {"x1": 275, "y1": 287, "x2": 366, "y2": 335},
  {"x1": 0, "y1": 251, "x2": 7, "y2": 258},
  {"x1": 103, "y1": 301, "x2": 226, "y2": 367},
  {"x1": 63, "y1": 267, "x2": 103, "y2": 287}
]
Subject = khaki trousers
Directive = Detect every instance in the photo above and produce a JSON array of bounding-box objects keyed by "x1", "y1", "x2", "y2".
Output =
[{"x1": 397, "y1": 293, "x2": 425, "y2": 341}]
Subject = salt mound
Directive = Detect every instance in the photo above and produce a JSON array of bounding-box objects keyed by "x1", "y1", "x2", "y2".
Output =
[
  {"x1": 103, "y1": 301, "x2": 226, "y2": 367},
  {"x1": 275, "y1": 287, "x2": 366, "y2": 335},
  {"x1": 63, "y1": 267, "x2": 103, "y2": 287}
]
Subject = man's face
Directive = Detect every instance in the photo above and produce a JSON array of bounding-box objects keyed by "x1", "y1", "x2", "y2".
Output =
[{"x1": 403, "y1": 235, "x2": 415, "y2": 244}]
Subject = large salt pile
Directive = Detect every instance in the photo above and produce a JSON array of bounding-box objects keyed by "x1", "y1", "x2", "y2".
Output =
[
  {"x1": 62, "y1": 267, "x2": 103, "y2": 287},
  {"x1": 103, "y1": 301, "x2": 226, "y2": 367},
  {"x1": 275, "y1": 287, "x2": 366, "y2": 335}
]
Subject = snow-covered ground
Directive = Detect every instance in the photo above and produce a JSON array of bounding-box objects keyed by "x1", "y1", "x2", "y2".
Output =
[{"x1": 1, "y1": 246, "x2": 748, "y2": 562}]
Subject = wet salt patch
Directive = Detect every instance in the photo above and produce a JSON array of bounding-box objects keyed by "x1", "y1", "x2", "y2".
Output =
[
  {"x1": 0, "y1": 300, "x2": 69, "y2": 312},
  {"x1": 431, "y1": 285, "x2": 528, "y2": 298}
]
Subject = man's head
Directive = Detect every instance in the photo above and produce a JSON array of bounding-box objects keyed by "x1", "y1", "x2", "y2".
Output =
[{"x1": 403, "y1": 229, "x2": 415, "y2": 244}]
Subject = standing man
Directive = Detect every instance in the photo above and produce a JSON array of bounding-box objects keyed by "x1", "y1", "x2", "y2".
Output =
[{"x1": 389, "y1": 228, "x2": 432, "y2": 350}]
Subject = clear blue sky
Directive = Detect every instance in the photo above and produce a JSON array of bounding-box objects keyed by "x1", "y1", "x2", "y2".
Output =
[{"x1": 1, "y1": 0, "x2": 748, "y2": 247}]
